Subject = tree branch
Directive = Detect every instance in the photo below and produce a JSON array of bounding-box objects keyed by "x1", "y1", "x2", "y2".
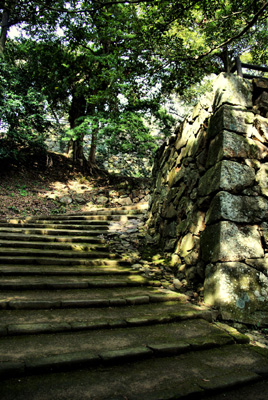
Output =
[
  {"x1": 32, "y1": 0, "x2": 153, "y2": 14},
  {"x1": 194, "y1": 1, "x2": 268, "y2": 60}
]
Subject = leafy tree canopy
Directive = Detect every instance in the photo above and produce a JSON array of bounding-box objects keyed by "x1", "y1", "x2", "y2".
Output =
[{"x1": 0, "y1": 0, "x2": 267, "y2": 172}]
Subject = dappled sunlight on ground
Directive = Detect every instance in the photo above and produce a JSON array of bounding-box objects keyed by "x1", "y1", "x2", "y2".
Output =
[{"x1": 0, "y1": 153, "x2": 149, "y2": 218}]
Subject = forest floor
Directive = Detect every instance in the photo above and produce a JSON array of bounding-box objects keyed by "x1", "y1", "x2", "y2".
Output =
[{"x1": 0, "y1": 152, "x2": 149, "y2": 219}]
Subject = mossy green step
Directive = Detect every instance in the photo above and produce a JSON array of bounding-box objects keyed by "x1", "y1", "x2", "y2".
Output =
[
  {"x1": 54, "y1": 205, "x2": 148, "y2": 216},
  {"x1": 1, "y1": 214, "x2": 141, "y2": 223},
  {"x1": 1, "y1": 345, "x2": 267, "y2": 400},
  {"x1": 0, "y1": 227, "x2": 108, "y2": 236},
  {"x1": 0, "y1": 233, "x2": 106, "y2": 243},
  {"x1": 0, "y1": 264, "x2": 135, "y2": 276},
  {"x1": 0, "y1": 287, "x2": 182, "y2": 310},
  {"x1": 0, "y1": 241, "x2": 109, "y2": 252},
  {"x1": 0, "y1": 205, "x2": 148, "y2": 224},
  {"x1": 0, "y1": 320, "x2": 234, "y2": 365},
  {"x1": 0, "y1": 301, "x2": 211, "y2": 335},
  {"x1": 0, "y1": 274, "x2": 151, "y2": 290},
  {"x1": 0, "y1": 223, "x2": 109, "y2": 230},
  {"x1": 0, "y1": 248, "x2": 115, "y2": 259},
  {"x1": 0, "y1": 256, "x2": 132, "y2": 266},
  {"x1": 0, "y1": 220, "x2": 110, "y2": 227}
]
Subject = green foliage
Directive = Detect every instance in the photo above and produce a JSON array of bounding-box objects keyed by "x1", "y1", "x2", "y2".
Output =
[
  {"x1": 64, "y1": 117, "x2": 91, "y2": 142},
  {"x1": 98, "y1": 111, "x2": 158, "y2": 156},
  {"x1": 0, "y1": 53, "x2": 51, "y2": 162},
  {"x1": 0, "y1": 0, "x2": 267, "y2": 171}
]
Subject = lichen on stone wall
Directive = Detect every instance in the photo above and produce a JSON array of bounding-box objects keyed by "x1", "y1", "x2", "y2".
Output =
[{"x1": 146, "y1": 72, "x2": 268, "y2": 325}]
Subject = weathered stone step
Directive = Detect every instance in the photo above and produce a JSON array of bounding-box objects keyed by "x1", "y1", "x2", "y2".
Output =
[
  {"x1": 0, "y1": 223, "x2": 109, "y2": 230},
  {"x1": 0, "y1": 248, "x2": 115, "y2": 259},
  {"x1": 0, "y1": 227, "x2": 108, "y2": 236},
  {"x1": 0, "y1": 232, "x2": 106, "y2": 244},
  {"x1": 0, "y1": 274, "x2": 150, "y2": 290},
  {"x1": 0, "y1": 219, "x2": 110, "y2": 226},
  {"x1": 0, "y1": 287, "x2": 182, "y2": 309},
  {"x1": 1, "y1": 214, "x2": 141, "y2": 223},
  {"x1": 47, "y1": 204, "x2": 148, "y2": 216},
  {"x1": 0, "y1": 205, "x2": 148, "y2": 224},
  {"x1": 0, "y1": 256, "x2": 131, "y2": 266},
  {"x1": 0, "y1": 301, "x2": 211, "y2": 335},
  {"x1": 1, "y1": 345, "x2": 266, "y2": 400},
  {"x1": 0, "y1": 264, "x2": 135, "y2": 276},
  {"x1": 0, "y1": 240, "x2": 109, "y2": 252},
  {"x1": 0, "y1": 320, "x2": 235, "y2": 368}
]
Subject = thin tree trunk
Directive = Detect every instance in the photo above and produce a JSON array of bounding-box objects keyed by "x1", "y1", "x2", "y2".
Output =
[
  {"x1": 67, "y1": 92, "x2": 87, "y2": 167},
  {"x1": 87, "y1": 126, "x2": 99, "y2": 174},
  {"x1": 68, "y1": 137, "x2": 85, "y2": 167},
  {"x1": 0, "y1": 9, "x2": 9, "y2": 55},
  {"x1": 221, "y1": 46, "x2": 232, "y2": 73},
  {"x1": 88, "y1": 128, "x2": 97, "y2": 165}
]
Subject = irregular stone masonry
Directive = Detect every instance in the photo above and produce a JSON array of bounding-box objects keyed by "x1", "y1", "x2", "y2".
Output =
[{"x1": 146, "y1": 73, "x2": 268, "y2": 326}]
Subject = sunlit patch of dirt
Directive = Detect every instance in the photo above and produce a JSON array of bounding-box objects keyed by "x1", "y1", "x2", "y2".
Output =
[{"x1": 0, "y1": 152, "x2": 149, "y2": 219}]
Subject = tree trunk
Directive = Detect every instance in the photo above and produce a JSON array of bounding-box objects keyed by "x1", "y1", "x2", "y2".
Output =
[
  {"x1": 87, "y1": 126, "x2": 99, "y2": 174},
  {"x1": 67, "y1": 138, "x2": 85, "y2": 167},
  {"x1": 0, "y1": 9, "x2": 10, "y2": 55},
  {"x1": 221, "y1": 46, "x2": 232, "y2": 73},
  {"x1": 67, "y1": 92, "x2": 87, "y2": 167},
  {"x1": 88, "y1": 127, "x2": 97, "y2": 164}
]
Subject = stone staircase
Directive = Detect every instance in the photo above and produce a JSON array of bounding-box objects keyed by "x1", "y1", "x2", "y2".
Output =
[{"x1": 1, "y1": 205, "x2": 268, "y2": 400}]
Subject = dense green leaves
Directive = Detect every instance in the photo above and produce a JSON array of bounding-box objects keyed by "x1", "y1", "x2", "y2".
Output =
[
  {"x1": 0, "y1": 0, "x2": 267, "y2": 171},
  {"x1": 0, "y1": 54, "x2": 51, "y2": 162}
]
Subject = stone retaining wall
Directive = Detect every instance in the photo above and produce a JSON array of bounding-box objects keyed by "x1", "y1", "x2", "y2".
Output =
[{"x1": 146, "y1": 73, "x2": 268, "y2": 325}]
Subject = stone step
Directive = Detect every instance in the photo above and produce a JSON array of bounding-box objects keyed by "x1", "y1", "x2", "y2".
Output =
[
  {"x1": 0, "y1": 264, "x2": 135, "y2": 276},
  {"x1": 0, "y1": 256, "x2": 131, "y2": 266},
  {"x1": 0, "y1": 274, "x2": 150, "y2": 290},
  {"x1": 1, "y1": 345, "x2": 266, "y2": 400},
  {"x1": 0, "y1": 223, "x2": 110, "y2": 230},
  {"x1": 0, "y1": 320, "x2": 236, "y2": 368},
  {"x1": 0, "y1": 287, "x2": 183, "y2": 310},
  {"x1": 1, "y1": 214, "x2": 141, "y2": 223},
  {"x1": 54, "y1": 204, "x2": 148, "y2": 215},
  {"x1": 0, "y1": 227, "x2": 109, "y2": 236},
  {"x1": 0, "y1": 247, "x2": 115, "y2": 259},
  {"x1": 0, "y1": 301, "x2": 211, "y2": 335},
  {"x1": 0, "y1": 240, "x2": 109, "y2": 252},
  {"x1": 0, "y1": 232, "x2": 106, "y2": 244},
  {"x1": 0, "y1": 205, "x2": 148, "y2": 223},
  {"x1": 2, "y1": 206, "x2": 268, "y2": 400}
]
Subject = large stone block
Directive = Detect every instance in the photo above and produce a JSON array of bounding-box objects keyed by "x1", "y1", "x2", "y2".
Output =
[
  {"x1": 204, "y1": 262, "x2": 268, "y2": 325},
  {"x1": 163, "y1": 221, "x2": 177, "y2": 238},
  {"x1": 208, "y1": 104, "x2": 255, "y2": 140},
  {"x1": 159, "y1": 146, "x2": 171, "y2": 169},
  {"x1": 206, "y1": 191, "x2": 268, "y2": 224},
  {"x1": 201, "y1": 221, "x2": 264, "y2": 262},
  {"x1": 178, "y1": 233, "x2": 196, "y2": 257},
  {"x1": 254, "y1": 115, "x2": 268, "y2": 142},
  {"x1": 213, "y1": 73, "x2": 253, "y2": 110},
  {"x1": 260, "y1": 222, "x2": 268, "y2": 247},
  {"x1": 256, "y1": 163, "x2": 268, "y2": 197},
  {"x1": 245, "y1": 257, "x2": 268, "y2": 275},
  {"x1": 162, "y1": 203, "x2": 177, "y2": 220},
  {"x1": 175, "y1": 121, "x2": 192, "y2": 151},
  {"x1": 198, "y1": 160, "x2": 255, "y2": 196},
  {"x1": 206, "y1": 130, "x2": 268, "y2": 167},
  {"x1": 188, "y1": 210, "x2": 206, "y2": 235},
  {"x1": 168, "y1": 165, "x2": 186, "y2": 188}
]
